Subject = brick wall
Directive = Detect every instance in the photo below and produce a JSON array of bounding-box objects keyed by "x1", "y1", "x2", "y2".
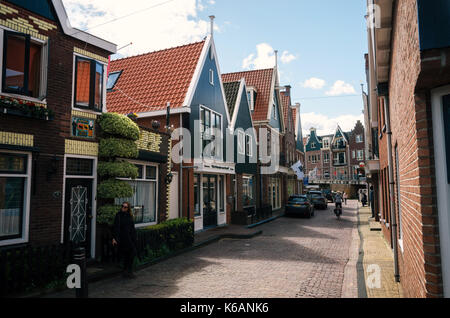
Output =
[
  {"x1": 387, "y1": 0, "x2": 444, "y2": 297},
  {"x1": 0, "y1": 2, "x2": 110, "y2": 246}
]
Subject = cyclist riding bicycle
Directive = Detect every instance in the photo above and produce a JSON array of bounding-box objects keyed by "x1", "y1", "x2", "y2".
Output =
[{"x1": 334, "y1": 192, "x2": 343, "y2": 212}]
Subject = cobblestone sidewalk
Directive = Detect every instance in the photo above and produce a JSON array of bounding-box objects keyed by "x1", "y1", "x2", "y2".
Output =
[{"x1": 358, "y1": 203, "x2": 403, "y2": 298}]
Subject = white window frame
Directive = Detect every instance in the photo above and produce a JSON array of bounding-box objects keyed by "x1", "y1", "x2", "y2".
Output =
[
  {"x1": 0, "y1": 150, "x2": 32, "y2": 247},
  {"x1": 323, "y1": 139, "x2": 329, "y2": 148},
  {"x1": 247, "y1": 89, "x2": 254, "y2": 111},
  {"x1": 0, "y1": 27, "x2": 49, "y2": 105},
  {"x1": 245, "y1": 134, "x2": 253, "y2": 157},
  {"x1": 200, "y1": 105, "x2": 223, "y2": 160},
  {"x1": 72, "y1": 52, "x2": 108, "y2": 115},
  {"x1": 237, "y1": 130, "x2": 245, "y2": 155},
  {"x1": 357, "y1": 150, "x2": 364, "y2": 161},
  {"x1": 116, "y1": 160, "x2": 159, "y2": 228},
  {"x1": 209, "y1": 69, "x2": 214, "y2": 86},
  {"x1": 356, "y1": 134, "x2": 363, "y2": 143}
]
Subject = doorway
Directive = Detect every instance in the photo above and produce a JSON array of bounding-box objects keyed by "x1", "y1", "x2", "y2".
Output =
[
  {"x1": 64, "y1": 178, "x2": 93, "y2": 257},
  {"x1": 202, "y1": 175, "x2": 218, "y2": 229}
]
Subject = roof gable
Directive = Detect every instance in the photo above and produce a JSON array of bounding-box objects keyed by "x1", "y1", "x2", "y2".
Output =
[
  {"x1": 222, "y1": 68, "x2": 274, "y2": 122},
  {"x1": 107, "y1": 39, "x2": 206, "y2": 114}
]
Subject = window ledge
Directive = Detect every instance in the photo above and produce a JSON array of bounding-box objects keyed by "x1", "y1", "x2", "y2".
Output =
[
  {"x1": 0, "y1": 238, "x2": 28, "y2": 247},
  {"x1": 72, "y1": 107, "x2": 103, "y2": 116},
  {"x1": 135, "y1": 222, "x2": 157, "y2": 229},
  {"x1": 1, "y1": 92, "x2": 47, "y2": 106}
]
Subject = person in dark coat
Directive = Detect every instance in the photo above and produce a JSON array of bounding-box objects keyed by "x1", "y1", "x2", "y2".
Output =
[
  {"x1": 369, "y1": 186, "x2": 375, "y2": 218},
  {"x1": 112, "y1": 202, "x2": 137, "y2": 278},
  {"x1": 361, "y1": 192, "x2": 368, "y2": 207}
]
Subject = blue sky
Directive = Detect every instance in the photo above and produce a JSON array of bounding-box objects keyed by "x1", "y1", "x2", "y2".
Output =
[{"x1": 63, "y1": 0, "x2": 368, "y2": 135}]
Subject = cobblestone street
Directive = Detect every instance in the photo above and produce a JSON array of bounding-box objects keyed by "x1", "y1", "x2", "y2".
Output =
[{"x1": 50, "y1": 201, "x2": 360, "y2": 298}]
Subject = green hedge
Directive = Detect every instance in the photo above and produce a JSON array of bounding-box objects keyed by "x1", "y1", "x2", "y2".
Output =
[
  {"x1": 97, "y1": 161, "x2": 139, "y2": 179},
  {"x1": 97, "y1": 179, "x2": 133, "y2": 199},
  {"x1": 98, "y1": 113, "x2": 140, "y2": 141},
  {"x1": 135, "y1": 218, "x2": 194, "y2": 263},
  {"x1": 97, "y1": 205, "x2": 121, "y2": 225},
  {"x1": 99, "y1": 138, "x2": 139, "y2": 159}
]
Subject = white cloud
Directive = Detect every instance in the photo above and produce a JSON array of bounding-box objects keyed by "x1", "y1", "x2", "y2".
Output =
[
  {"x1": 301, "y1": 112, "x2": 364, "y2": 137},
  {"x1": 302, "y1": 77, "x2": 326, "y2": 90},
  {"x1": 242, "y1": 43, "x2": 276, "y2": 70},
  {"x1": 325, "y1": 80, "x2": 357, "y2": 96},
  {"x1": 62, "y1": 0, "x2": 214, "y2": 58},
  {"x1": 280, "y1": 50, "x2": 297, "y2": 64}
]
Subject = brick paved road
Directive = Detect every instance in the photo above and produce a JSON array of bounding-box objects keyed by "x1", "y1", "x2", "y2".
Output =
[{"x1": 51, "y1": 201, "x2": 358, "y2": 298}]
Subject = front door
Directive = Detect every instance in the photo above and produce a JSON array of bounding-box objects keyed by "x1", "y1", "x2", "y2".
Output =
[
  {"x1": 64, "y1": 178, "x2": 93, "y2": 257},
  {"x1": 203, "y1": 175, "x2": 217, "y2": 229}
]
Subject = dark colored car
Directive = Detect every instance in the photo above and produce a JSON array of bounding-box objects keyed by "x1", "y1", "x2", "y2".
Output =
[
  {"x1": 307, "y1": 191, "x2": 328, "y2": 210},
  {"x1": 285, "y1": 195, "x2": 314, "y2": 218},
  {"x1": 322, "y1": 189, "x2": 333, "y2": 202}
]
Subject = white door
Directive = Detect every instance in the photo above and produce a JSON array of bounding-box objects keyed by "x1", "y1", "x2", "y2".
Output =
[{"x1": 168, "y1": 172, "x2": 179, "y2": 220}]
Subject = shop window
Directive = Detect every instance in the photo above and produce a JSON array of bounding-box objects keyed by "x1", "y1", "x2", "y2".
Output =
[
  {"x1": 116, "y1": 163, "x2": 158, "y2": 225},
  {"x1": 2, "y1": 30, "x2": 48, "y2": 99},
  {"x1": 242, "y1": 175, "x2": 255, "y2": 207},
  {"x1": 74, "y1": 56, "x2": 104, "y2": 112},
  {"x1": 0, "y1": 152, "x2": 29, "y2": 241}
]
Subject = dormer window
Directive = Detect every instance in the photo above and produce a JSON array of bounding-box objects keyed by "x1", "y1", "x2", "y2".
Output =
[
  {"x1": 246, "y1": 87, "x2": 256, "y2": 112},
  {"x1": 107, "y1": 70, "x2": 122, "y2": 91}
]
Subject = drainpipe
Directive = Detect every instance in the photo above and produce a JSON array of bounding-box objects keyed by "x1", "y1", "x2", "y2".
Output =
[{"x1": 384, "y1": 96, "x2": 400, "y2": 283}]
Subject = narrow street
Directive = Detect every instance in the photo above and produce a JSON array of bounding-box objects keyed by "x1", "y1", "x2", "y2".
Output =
[{"x1": 52, "y1": 201, "x2": 360, "y2": 298}]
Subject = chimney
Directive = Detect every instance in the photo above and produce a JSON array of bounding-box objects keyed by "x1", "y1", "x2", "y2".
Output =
[
  {"x1": 284, "y1": 85, "x2": 291, "y2": 97},
  {"x1": 209, "y1": 15, "x2": 215, "y2": 38},
  {"x1": 274, "y1": 50, "x2": 278, "y2": 69}
]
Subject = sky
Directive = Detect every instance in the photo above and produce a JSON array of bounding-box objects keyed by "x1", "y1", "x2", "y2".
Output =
[{"x1": 62, "y1": 0, "x2": 368, "y2": 137}]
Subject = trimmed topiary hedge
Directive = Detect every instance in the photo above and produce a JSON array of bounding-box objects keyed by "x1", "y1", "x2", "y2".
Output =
[
  {"x1": 97, "y1": 205, "x2": 121, "y2": 225},
  {"x1": 97, "y1": 161, "x2": 139, "y2": 179},
  {"x1": 99, "y1": 138, "x2": 139, "y2": 159},
  {"x1": 97, "y1": 113, "x2": 140, "y2": 141},
  {"x1": 97, "y1": 179, "x2": 133, "y2": 199}
]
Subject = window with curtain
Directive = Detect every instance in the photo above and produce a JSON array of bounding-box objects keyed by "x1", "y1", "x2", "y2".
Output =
[
  {"x1": 116, "y1": 164, "x2": 158, "y2": 225},
  {"x1": 2, "y1": 31, "x2": 46, "y2": 98},
  {"x1": 0, "y1": 153, "x2": 28, "y2": 241},
  {"x1": 74, "y1": 56, "x2": 104, "y2": 112}
]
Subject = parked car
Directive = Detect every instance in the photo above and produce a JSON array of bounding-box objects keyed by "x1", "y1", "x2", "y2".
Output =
[
  {"x1": 322, "y1": 189, "x2": 333, "y2": 202},
  {"x1": 307, "y1": 191, "x2": 328, "y2": 210},
  {"x1": 285, "y1": 195, "x2": 314, "y2": 218}
]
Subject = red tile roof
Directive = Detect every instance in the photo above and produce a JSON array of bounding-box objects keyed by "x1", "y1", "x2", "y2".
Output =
[
  {"x1": 222, "y1": 68, "x2": 274, "y2": 122},
  {"x1": 107, "y1": 40, "x2": 206, "y2": 114}
]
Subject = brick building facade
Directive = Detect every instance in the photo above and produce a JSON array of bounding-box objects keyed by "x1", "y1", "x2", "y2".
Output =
[
  {"x1": 0, "y1": 0, "x2": 116, "y2": 259},
  {"x1": 365, "y1": 0, "x2": 450, "y2": 297}
]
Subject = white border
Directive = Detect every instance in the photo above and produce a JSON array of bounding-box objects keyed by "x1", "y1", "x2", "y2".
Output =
[
  {"x1": 116, "y1": 160, "x2": 159, "y2": 229},
  {"x1": 0, "y1": 150, "x2": 32, "y2": 247},
  {"x1": 431, "y1": 85, "x2": 450, "y2": 297}
]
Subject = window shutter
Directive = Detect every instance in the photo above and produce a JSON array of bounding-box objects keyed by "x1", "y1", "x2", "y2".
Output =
[{"x1": 39, "y1": 39, "x2": 49, "y2": 100}]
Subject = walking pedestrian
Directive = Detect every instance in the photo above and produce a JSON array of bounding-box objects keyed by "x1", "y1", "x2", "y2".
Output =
[
  {"x1": 343, "y1": 192, "x2": 348, "y2": 205},
  {"x1": 112, "y1": 202, "x2": 137, "y2": 279}
]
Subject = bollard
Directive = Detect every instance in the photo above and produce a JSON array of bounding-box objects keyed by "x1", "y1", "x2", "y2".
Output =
[{"x1": 73, "y1": 247, "x2": 88, "y2": 298}]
